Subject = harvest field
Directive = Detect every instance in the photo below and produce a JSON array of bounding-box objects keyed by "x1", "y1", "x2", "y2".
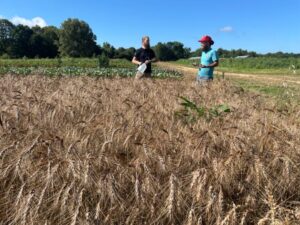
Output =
[{"x1": 0, "y1": 61, "x2": 300, "y2": 225}]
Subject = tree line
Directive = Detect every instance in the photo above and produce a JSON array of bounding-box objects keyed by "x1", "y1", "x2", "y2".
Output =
[{"x1": 0, "y1": 18, "x2": 299, "y2": 60}]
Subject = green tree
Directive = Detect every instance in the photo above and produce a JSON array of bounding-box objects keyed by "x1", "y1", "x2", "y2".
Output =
[
  {"x1": 102, "y1": 42, "x2": 115, "y2": 58},
  {"x1": 126, "y1": 47, "x2": 136, "y2": 60},
  {"x1": 94, "y1": 45, "x2": 102, "y2": 56},
  {"x1": 154, "y1": 42, "x2": 174, "y2": 61},
  {"x1": 42, "y1": 26, "x2": 59, "y2": 57},
  {"x1": 26, "y1": 26, "x2": 60, "y2": 58},
  {"x1": 190, "y1": 48, "x2": 202, "y2": 58},
  {"x1": 153, "y1": 42, "x2": 190, "y2": 61},
  {"x1": 10, "y1": 25, "x2": 33, "y2": 58},
  {"x1": 0, "y1": 19, "x2": 15, "y2": 56},
  {"x1": 29, "y1": 33, "x2": 47, "y2": 58},
  {"x1": 98, "y1": 53, "x2": 109, "y2": 68},
  {"x1": 114, "y1": 47, "x2": 135, "y2": 60},
  {"x1": 167, "y1": 42, "x2": 189, "y2": 59},
  {"x1": 59, "y1": 18, "x2": 98, "y2": 57}
]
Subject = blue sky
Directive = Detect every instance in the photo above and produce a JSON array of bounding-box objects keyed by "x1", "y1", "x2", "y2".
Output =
[{"x1": 1, "y1": 0, "x2": 300, "y2": 53}]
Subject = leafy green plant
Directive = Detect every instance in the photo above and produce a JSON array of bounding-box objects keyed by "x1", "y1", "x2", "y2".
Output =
[
  {"x1": 209, "y1": 104, "x2": 231, "y2": 117},
  {"x1": 179, "y1": 96, "x2": 205, "y2": 117},
  {"x1": 57, "y1": 57, "x2": 63, "y2": 67},
  {"x1": 176, "y1": 96, "x2": 231, "y2": 123},
  {"x1": 0, "y1": 66, "x2": 183, "y2": 79},
  {"x1": 98, "y1": 54, "x2": 110, "y2": 68}
]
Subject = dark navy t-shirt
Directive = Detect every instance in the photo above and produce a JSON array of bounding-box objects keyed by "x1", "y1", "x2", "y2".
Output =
[{"x1": 134, "y1": 48, "x2": 156, "y2": 73}]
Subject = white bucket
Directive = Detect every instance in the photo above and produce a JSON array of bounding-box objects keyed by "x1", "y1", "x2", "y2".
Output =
[{"x1": 137, "y1": 63, "x2": 147, "y2": 74}]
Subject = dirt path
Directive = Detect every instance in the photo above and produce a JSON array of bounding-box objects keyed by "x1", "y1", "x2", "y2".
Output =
[{"x1": 157, "y1": 62, "x2": 300, "y2": 85}]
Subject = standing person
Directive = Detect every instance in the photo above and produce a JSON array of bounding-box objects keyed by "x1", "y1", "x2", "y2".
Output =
[
  {"x1": 132, "y1": 36, "x2": 157, "y2": 79},
  {"x1": 197, "y1": 35, "x2": 219, "y2": 83}
]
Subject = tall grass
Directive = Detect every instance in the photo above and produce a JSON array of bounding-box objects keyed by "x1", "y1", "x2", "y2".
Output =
[{"x1": 0, "y1": 75, "x2": 299, "y2": 224}]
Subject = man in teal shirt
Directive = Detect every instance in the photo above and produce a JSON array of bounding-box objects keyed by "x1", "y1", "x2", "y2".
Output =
[{"x1": 197, "y1": 35, "x2": 219, "y2": 82}]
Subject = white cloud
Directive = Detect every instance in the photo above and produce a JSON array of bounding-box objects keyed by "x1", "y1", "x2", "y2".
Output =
[
  {"x1": 0, "y1": 15, "x2": 4, "y2": 19},
  {"x1": 10, "y1": 16, "x2": 47, "y2": 28},
  {"x1": 220, "y1": 26, "x2": 233, "y2": 32}
]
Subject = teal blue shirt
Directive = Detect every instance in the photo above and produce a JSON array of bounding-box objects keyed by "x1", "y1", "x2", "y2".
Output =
[{"x1": 198, "y1": 48, "x2": 219, "y2": 78}]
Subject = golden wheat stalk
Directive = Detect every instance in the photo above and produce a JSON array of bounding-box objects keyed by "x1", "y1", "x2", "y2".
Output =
[{"x1": 70, "y1": 188, "x2": 84, "y2": 225}]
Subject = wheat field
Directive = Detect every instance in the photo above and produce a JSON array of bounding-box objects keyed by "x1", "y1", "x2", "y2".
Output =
[{"x1": 0, "y1": 75, "x2": 299, "y2": 225}]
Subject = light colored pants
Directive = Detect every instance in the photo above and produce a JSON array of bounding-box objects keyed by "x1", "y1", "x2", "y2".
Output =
[{"x1": 135, "y1": 71, "x2": 152, "y2": 79}]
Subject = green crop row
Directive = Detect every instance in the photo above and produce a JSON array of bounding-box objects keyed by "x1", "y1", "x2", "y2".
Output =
[
  {"x1": 0, "y1": 66, "x2": 182, "y2": 79},
  {"x1": 0, "y1": 58, "x2": 135, "y2": 68},
  {"x1": 220, "y1": 57, "x2": 300, "y2": 70}
]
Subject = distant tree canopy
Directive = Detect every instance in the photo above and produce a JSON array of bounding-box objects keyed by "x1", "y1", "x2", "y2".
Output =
[
  {"x1": 0, "y1": 20, "x2": 60, "y2": 58},
  {"x1": 0, "y1": 19, "x2": 14, "y2": 55},
  {"x1": 190, "y1": 48, "x2": 300, "y2": 59},
  {"x1": 102, "y1": 42, "x2": 115, "y2": 58},
  {"x1": 59, "y1": 19, "x2": 98, "y2": 57},
  {"x1": 153, "y1": 42, "x2": 191, "y2": 61},
  {"x1": 10, "y1": 25, "x2": 33, "y2": 58},
  {"x1": 29, "y1": 26, "x2": 59, "y2": 58},
  {"x1": 0, "y1": 18, "x2": 299, "y2": 59}
]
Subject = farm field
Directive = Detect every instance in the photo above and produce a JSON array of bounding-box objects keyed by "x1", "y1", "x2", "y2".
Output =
[
  {"x1": 0, "y1": 58, "x2": 135, "y2": 68},
  {"x1": 0, "y1": 59, "x2": 181, "y2": 79},
  {"x1": 175, "y1": 58, "x2": 300, "y2": 76},
  {"x1": 158, "y1": 61, "x2": 300, "y2": 103},
  {"x1": 0, "y1": 64, "x2": 300, "y2": 224},
  {"x1": 1, "y1": 0, "x2": 300, "y2": 223}
]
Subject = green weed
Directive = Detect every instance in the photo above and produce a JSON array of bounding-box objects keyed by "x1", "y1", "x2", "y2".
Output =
[{"x1": 176, "y1": 96, "x2": 231, "y2": 123}]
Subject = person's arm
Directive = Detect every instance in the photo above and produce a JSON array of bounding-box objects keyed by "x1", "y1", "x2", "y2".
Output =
[
  {"x1": 132, "y1": 50, "x2": 142, "y2": 65},
  {"x1": 201, "y1": 60, "x2": 219, "y2": 68},
  {"x1": 132, "y1": 56, "x2": 142, "y2": 66},
  {"x1": 145, "y1": 57, "x2": 157, "y2": 64},
  {"x1": 145, "y1": 50, "x2": 157, "y2": 64},
  {"x1": 201, "y1": 50, "x2": 219, "y2": 68}
]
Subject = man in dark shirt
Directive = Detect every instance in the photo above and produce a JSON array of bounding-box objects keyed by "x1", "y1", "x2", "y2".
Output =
[{"x1": 132, "y1": 36, "x2": 157, "y2": 79}]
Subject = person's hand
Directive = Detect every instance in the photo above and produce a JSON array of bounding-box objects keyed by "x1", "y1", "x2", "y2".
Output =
[
  {"x1": 201, "y1": 64, "x2": 208, "y2": 68},
  {"x1": 145, "y1": 60, "x2": 151, "y2": 65}
]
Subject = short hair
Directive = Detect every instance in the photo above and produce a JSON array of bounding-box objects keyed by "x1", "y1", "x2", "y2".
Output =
[{"x1": 142, "y1": 36, "x2": 150, "y2": 42}]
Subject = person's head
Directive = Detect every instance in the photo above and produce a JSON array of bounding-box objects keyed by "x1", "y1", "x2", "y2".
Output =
[
  {"x1": 199, "y1": 35, "x2": 214, "y2": 51},
  {"x1": 142, "y1": 36, "x2": 150, "y2": 49}
]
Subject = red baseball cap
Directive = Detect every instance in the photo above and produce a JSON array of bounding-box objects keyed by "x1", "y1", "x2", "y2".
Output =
[{"x1": 198, "y1": 35, "x2": 214, "y2": 45}]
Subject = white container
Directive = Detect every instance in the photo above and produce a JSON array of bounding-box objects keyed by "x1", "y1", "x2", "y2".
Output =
[{"x1": 137, "y1": 63, "x2": 147, "y2": 74}]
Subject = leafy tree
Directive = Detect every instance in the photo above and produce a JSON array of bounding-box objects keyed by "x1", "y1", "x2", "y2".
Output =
[
  {"x1": 94, "y1": 45, "x2": 102, "y2": 56},
  {"x1": 154, "y1": 42, "x2": 174, "y2": 61},
  {"x1": 42, "y1": 26, "x2": 59, "y2": 57},
  {"x1": 126, "y1": 47, "x2": 136, "y2": 59},
  {"x1": 27, "y1": 26, "x2": 59, "y2": 58},
  {"x1": 167, "y1": 42, "x2": 190, "y2": 59},
  {"x1": 114, "y1": 47, "x2": 135, "y2": 60},
  {"x1": 102, "y1": 42, "x2": 115, "y2": 58},
  {"x1": 98, "y1": 53, "x2": 109, "y2": 68},
  {"x1": 10, "y1": 25, "x2": 33, "y2": 58},
  {"x1": 59, "y1": 18, "x2": 98, "y2": 57},
  {"x1": 190, "y1": 48, "x2": 202, "y2": 58},
  {"x1": 0, "y1": 19, "x2": 15, "y2": 56},
  {"x1": 29, "y1": 33, "x2": 47, "y2": 58},
  {"x1": 153, "y1": 42, "x2": 190, "y2": 61}
]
